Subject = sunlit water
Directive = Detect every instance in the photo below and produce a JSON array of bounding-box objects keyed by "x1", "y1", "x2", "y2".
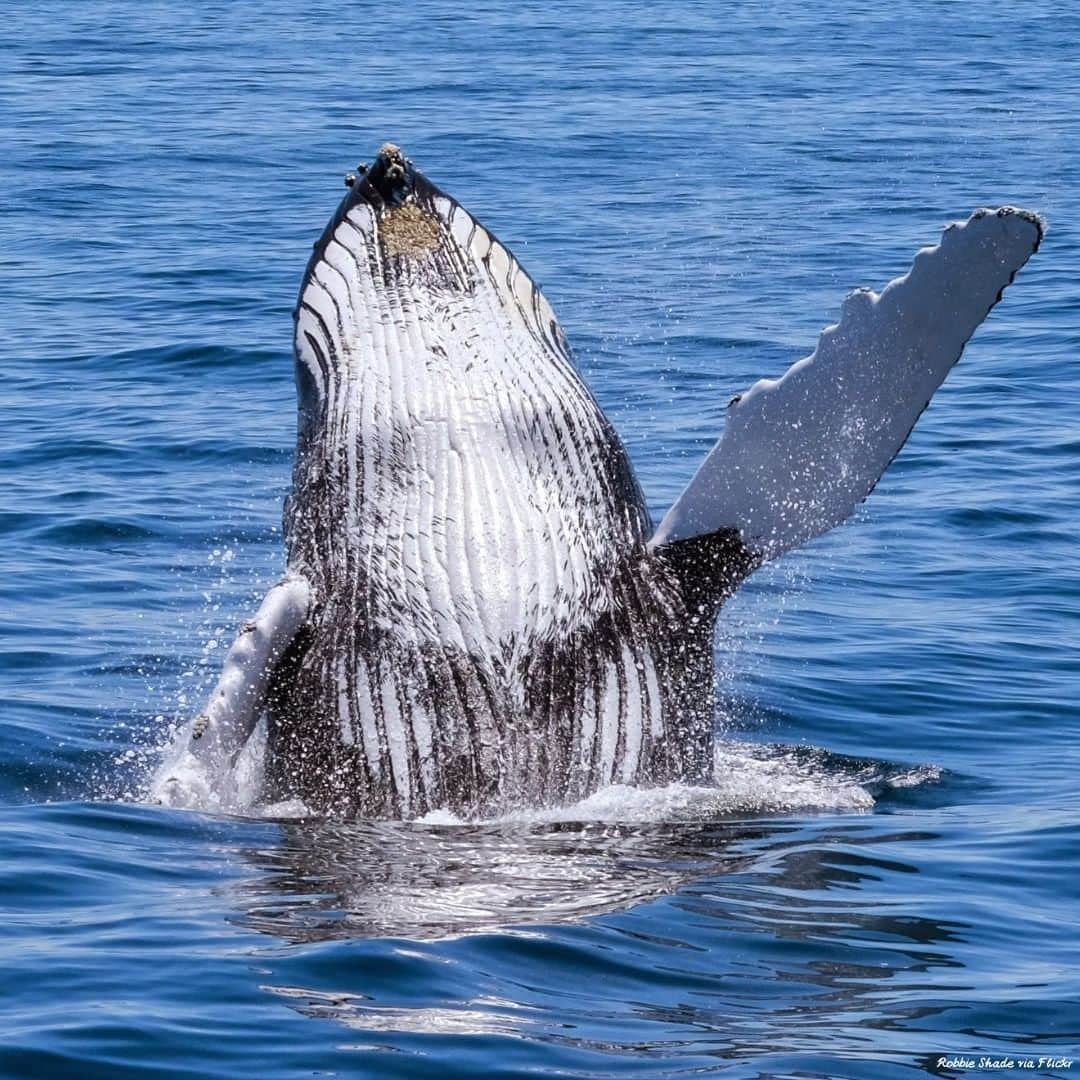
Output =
[{"x1": 2, "y1": 2, "x2": 1078, "y2": 1077}]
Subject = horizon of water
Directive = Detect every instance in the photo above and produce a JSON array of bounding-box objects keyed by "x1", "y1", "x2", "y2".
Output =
[{"x1": 2, "y1": 3, "x2": 1078, "y2": 1078}]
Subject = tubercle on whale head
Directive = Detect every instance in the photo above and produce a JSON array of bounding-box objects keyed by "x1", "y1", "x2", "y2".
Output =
[{"x1": 348, "y1": 142, "x2": 418, "y2": 209}]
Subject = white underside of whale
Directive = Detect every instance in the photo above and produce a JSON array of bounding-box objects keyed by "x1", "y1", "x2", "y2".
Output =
[{"x1": 294, "y1": 195, "x2": 636, "y2": 653}]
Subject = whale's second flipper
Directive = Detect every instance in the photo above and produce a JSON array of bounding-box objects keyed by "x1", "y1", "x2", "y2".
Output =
[
  {"x1": 190, "y1": 574, "x2": 312, "y2": 758},
  {"x1": 650, "y1": 207, "x2": 1043, "y2": 608},
  {"x1": 152, "y1": 574, "x2": 313, "y2": 812}
]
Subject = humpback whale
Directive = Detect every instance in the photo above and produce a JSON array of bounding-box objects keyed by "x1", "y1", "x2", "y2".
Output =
[{"x1": 159, "y1": 143, "x2": 1042, "y2": 818}]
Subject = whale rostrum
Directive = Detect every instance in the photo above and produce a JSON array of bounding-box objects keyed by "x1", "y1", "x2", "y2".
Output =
[{"x1": 158, "y1": 144, "x2": 1043, "y2": 818}]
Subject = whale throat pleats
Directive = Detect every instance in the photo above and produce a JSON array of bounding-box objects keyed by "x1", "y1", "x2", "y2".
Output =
[{"x1": 269, "y1": 148, "x2": 709, "y2": 816}]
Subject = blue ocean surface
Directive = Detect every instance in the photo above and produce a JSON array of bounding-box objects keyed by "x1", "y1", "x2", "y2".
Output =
[{"x1": 2, "y1": 2, "x2": 1078, "y2": 1077}]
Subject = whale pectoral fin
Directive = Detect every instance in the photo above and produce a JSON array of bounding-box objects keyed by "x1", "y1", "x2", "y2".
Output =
[
  {"x1": 185, "y1": 573, "x2": 313, "y2": 766},
  {"x1": 649, "y1": 207, "x2": 1043, "y2": 597}
]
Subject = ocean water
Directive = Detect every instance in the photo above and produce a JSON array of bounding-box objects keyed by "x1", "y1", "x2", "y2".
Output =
[{"x1": 2, "y1": 2, "x2": 1078, "y2": 1076}]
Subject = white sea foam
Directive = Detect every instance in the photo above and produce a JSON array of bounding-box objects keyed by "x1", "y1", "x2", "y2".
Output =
[
  {"x1": 413, "y1": 740, "x2": 879, "y2": 826},
  {"x1": 146, "y1": 717, "x2": 919, "y2": 822}
]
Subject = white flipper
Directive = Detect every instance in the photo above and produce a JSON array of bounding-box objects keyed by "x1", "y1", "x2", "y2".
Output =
[
  {"x1": 651, "y1": 208, "x2": 1043, "y2": 561},
  {"x1": 153, "y1": 573, "x2": 311, "y2": 808}
]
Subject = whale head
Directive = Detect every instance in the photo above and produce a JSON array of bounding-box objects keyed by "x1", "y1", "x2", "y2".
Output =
[{"x1": 291, "y1": 142, "x2": 574, "y2": 440}]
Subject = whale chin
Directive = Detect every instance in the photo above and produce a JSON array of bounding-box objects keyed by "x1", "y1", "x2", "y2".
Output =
[{"x1": 350, "y1": 141, "x2": 421, "y2": 209}]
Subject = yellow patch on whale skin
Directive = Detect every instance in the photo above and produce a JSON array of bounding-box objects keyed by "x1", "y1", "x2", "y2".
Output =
[{"x1": 379, "y1": 202, "x2": 442, "y2": 258}]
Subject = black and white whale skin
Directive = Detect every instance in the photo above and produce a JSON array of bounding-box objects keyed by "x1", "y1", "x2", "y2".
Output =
[{"x1": 160, "y1": 144, "x2": 1042, "y2": 818}]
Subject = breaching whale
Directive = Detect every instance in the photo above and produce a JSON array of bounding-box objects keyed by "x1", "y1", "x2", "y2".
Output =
[{"x1": 158, "y1": 144, "x2": 1042, "y2": 818}]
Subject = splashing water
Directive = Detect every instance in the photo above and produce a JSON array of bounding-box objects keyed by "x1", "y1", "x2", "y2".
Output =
[{"x1": 144, "y1": 705, "x2": 939, "y2": 823}]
